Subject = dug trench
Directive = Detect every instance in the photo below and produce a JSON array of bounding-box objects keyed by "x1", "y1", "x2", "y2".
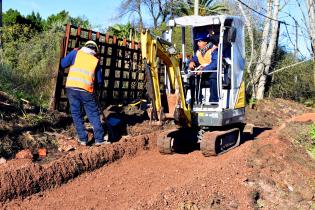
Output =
[
  {"x1": 0, "y1": 129, "x2": 163, "y2": 203},
  {"x1": 0, "y1": 98, "x2": 173, "y2": 203}
]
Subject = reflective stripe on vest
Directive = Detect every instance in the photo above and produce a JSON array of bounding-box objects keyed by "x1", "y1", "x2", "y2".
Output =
[{"x1": 66, "y1": 50, "x2": 98, "y2": 93}]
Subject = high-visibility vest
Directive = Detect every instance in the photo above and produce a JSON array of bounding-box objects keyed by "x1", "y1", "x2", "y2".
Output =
[
  {"x1": 66, "y1": 50, "x2": 99, "y2": 93},
  {"x1": 196, "y1": 46, "x2": 217, "y2": 65}
]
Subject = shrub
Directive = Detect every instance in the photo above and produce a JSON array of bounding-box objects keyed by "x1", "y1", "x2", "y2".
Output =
[
  {"x1": 268, "y1": 55, "x2": 314, "y2": 103},
  {"x1": 0, "y1": 27, "x2": 63, "y2": 108}
]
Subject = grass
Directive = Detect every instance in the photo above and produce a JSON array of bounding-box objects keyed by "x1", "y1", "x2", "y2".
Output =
[{"x1": 278, "y1": 121, "x2": 315, "y2": 160}]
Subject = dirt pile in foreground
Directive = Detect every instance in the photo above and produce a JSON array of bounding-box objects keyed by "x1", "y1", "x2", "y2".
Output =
[{"x1": 0, "y1": 131, "x2": 161, "y2": 203}]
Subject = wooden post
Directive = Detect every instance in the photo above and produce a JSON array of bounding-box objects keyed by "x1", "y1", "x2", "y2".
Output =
[{"x1": 75, "y1": 26, "x2": 81, "y2": 48}]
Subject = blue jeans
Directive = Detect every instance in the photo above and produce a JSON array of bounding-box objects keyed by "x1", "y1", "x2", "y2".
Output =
[
  {"x1": 66, "y1": 88, "x2": 104, "y2": 143},
  {"x1": 209, "y1": 77, "x2": 219, "y2": 102}
]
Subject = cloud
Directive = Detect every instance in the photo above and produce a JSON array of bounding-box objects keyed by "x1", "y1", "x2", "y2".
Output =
[
  {"x1": 29, "y1": 1, "x2": 41, "y2": 10},
  {"x1": 18, "y1": 0, "x2": 41, "y2": 10}
]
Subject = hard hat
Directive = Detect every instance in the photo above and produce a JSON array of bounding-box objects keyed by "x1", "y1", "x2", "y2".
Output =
[
  {"x1": 84, "y1": 40, "x2": 99, "y2": 52},
  {"x1": 194, "y1": 31, "x2": 210, "y2": 41}
]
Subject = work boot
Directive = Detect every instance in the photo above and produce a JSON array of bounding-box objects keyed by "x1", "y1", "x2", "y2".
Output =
[
  {"x1": 78, "y1": 140, "x2": 88, "y2": 146},
  {"x1": 94, "y1": 140, "x2": 111, "y2": 146}
]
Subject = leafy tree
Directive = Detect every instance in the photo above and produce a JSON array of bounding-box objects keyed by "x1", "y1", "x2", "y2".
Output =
[
  {"x1": 70, "y1": 16, "x2": 91, "y2": 28},
  {"x1": 107, "y1": 22, "x2": 134, "y2": 39},
  {"x1": 45, "y1": 10, "x2": 70, "y2": 30},
  {"x1": 3, "y1": 9, "x2": 24, "y2": 26},
  {"x1": 45, "y1": 10, "x2": 91, "y2": 30},
  {"x1": 26, "y1": 11, "x2": 44, "y2": 31},
  {"x1": 268, "y1": 55, "x2": 314, "y2": 103},
  {"x1": 3, "y1": 9, "x2": 44, "y2": 32},
  {"x1": 172, "y1": 0, "x2": 228, "y2": 16}
]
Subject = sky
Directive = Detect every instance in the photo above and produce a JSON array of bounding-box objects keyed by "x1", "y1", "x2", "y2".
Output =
[{"x1": 3, "y1": 0, "x2": 312, "y2": 58}]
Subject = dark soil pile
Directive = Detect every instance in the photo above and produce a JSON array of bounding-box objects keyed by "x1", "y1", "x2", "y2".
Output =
[{"x1": 245, "y1": 98, "x2": 314, "y2": 127}]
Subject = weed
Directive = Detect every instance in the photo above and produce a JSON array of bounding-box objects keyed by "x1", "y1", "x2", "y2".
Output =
[{"x1": 309, "y1": 123, "x2": 315, "y2": 144}]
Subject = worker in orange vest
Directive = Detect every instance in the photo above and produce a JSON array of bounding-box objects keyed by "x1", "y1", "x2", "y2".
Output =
[
  {"x1": 61, "y1": 40, "x2": 108, "y2": 146},
  {"x1": 189, "y1": 31, "x2": 219, "y2": 104}
]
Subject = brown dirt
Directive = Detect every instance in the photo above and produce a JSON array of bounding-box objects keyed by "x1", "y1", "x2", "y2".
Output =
[{"x1": 0, "y1": 98, "x2": 315, "y2": 209}]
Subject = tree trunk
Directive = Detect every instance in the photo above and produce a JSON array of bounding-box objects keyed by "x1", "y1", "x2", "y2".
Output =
[
  {"x1": 254, "y1": 0, "x2": 280, "y2": 100},
  {"x1": 305, "y1": 0, "x2": 315, "y2": 90},
  {"x1": 137, "y1": 0, "x2": 143, "y2": 32},
  {"x1": 0, "y1": 0, "x2": 2, "y2": 50},
  {"x1": 238, "y1": 2, "x2": 256, "y2": 94}
]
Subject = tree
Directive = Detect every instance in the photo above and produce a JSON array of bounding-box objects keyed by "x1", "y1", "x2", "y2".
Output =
[
  {"x1": 252, "y1": 0, "x2": 280, "y2": 100},
  {"x1": 0, "y1": 0, "x2": 2, "y2": 50},
  {"x1": 143, "y1": 0, "x2": 169, "y2": 28},
  {"x1": 107, "y1": 22, "x2": 134, "y2": 39},
  {"x1": 26, "y1": 11, "x2": 44, "y2": 31},
  {"x1": 3, "y1": 9, "x2": 24, "y2": 26},
  {"x1": 118, "y1": 0, "x2": 143, "y2": 31},
  {"x1": 45, "y1": 10, "x2": 70, "y2": 30},
  {"x1": 45, "y1": 10, "x2": 91, "y2": 30},
  {"x1": 306, "y1": 0, "x2": 315, "y2": 59},
  {"x1": 70, "y1": 16, "x2": 91, "y2": 28},
  {"x1": 304, "y1": 0, "x2": 315, "y2": 91},
  {"x1": 173, "y1": 0, "x2": 228, "y2": 16}
]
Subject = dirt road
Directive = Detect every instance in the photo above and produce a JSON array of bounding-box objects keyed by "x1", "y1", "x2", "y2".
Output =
[{"x1": 3, "y1": 113, "x2": 315, "y2": 210}]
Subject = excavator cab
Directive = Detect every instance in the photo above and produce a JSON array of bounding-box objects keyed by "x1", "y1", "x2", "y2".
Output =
[
  {"x1": 141, "y1": 15, "x2": 246, "y2": 156},
  {"x1": 169, "y1": 15, "x2": 245, "y2": 127}
]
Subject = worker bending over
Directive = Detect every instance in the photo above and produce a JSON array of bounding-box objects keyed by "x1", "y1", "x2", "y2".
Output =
[{"x1": 61, "y1": 40, "x2": 108, "y2": 146}]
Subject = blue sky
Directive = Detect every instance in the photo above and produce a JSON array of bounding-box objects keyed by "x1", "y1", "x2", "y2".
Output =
[{"x1": 3, "y1": 0, "x2": 126, "y2": 29}]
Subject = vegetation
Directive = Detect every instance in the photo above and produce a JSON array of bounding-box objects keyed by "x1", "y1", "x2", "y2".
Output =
[
  {"x1": 268, "y1": 56, "x2": 314, "y2": 105},
  {"x1": 278, "y1": 121, "x2": 315, "y2": 160},
  {"x1": 0, "y1": 9, "x2": 91, "y2": 108}
]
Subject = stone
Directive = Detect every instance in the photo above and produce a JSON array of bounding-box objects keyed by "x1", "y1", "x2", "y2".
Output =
[{"x1": 0, "y1": 157, "x2": 6, "y2": 165}]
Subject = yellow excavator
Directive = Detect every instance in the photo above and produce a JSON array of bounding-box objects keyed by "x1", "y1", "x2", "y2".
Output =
[{"x1": 141, "y1": 15, "x2": 246, "y2": 156}]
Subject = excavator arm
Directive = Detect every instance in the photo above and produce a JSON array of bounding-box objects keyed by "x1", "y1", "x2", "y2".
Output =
[{"x1": 141, "y1": 30, "x2": 191, "y2": 127}]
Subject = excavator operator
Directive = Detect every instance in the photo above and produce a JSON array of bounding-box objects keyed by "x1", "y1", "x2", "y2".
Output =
[{"x1": 188, "y1": 30, "x2": 219, "y2": 104}]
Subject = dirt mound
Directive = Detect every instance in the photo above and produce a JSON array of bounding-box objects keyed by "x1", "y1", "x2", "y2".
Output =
[
  {"x1": 0, "y1": 131, "x2": 161, "y2": 202},
  {"x1": 246, "y1": 98, "x2": 314, "y2": 127},
  {"x1": 243, "y1": 124, "x2": 315, "y2": 209}
]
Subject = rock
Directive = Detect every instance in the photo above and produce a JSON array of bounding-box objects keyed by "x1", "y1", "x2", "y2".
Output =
[
  {"x1": 288, "y1": 185, "x2": 294, "y2": 192},
  {"x1": 15, "y1": 149, "x2": 33, "y2": 159},
  {"x1": 0, "y1": 157, "x2": 6, "y2": 165}
]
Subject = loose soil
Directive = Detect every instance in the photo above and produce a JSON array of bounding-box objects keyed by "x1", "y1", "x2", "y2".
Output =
[{"x1": 1, "y1": 98, "x2": 315, "y2": 209}]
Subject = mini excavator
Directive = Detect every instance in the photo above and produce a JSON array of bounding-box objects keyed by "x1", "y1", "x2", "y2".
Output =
[{"x1": 141, "y1": 15, "x2": 246, "y2": 156}]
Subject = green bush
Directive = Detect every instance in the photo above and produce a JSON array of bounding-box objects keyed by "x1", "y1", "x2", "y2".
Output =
[
  {"x1": 0, "y1": 27, "x2": 62, "y2": 108},
  {"x1": 268, "y1": 55, "x2": 314, "y2": 103}
]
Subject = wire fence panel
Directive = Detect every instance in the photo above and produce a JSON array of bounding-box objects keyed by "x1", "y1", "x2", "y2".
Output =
[{"x1": 53, "y1": 24, "x2": 147, "y2": 112}]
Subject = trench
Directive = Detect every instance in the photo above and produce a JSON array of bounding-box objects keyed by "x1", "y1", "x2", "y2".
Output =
[{"x1": 0, "y1": 131, "x2": 161, "y2": 203}]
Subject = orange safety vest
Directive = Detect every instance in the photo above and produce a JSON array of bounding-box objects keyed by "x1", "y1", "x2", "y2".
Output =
[
  {"x1": 196, "y1": 46, "x2": 217, "y2": 65},
  {"x1": 66, "y1": 50, "x2": 99, "y2": 93}
]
